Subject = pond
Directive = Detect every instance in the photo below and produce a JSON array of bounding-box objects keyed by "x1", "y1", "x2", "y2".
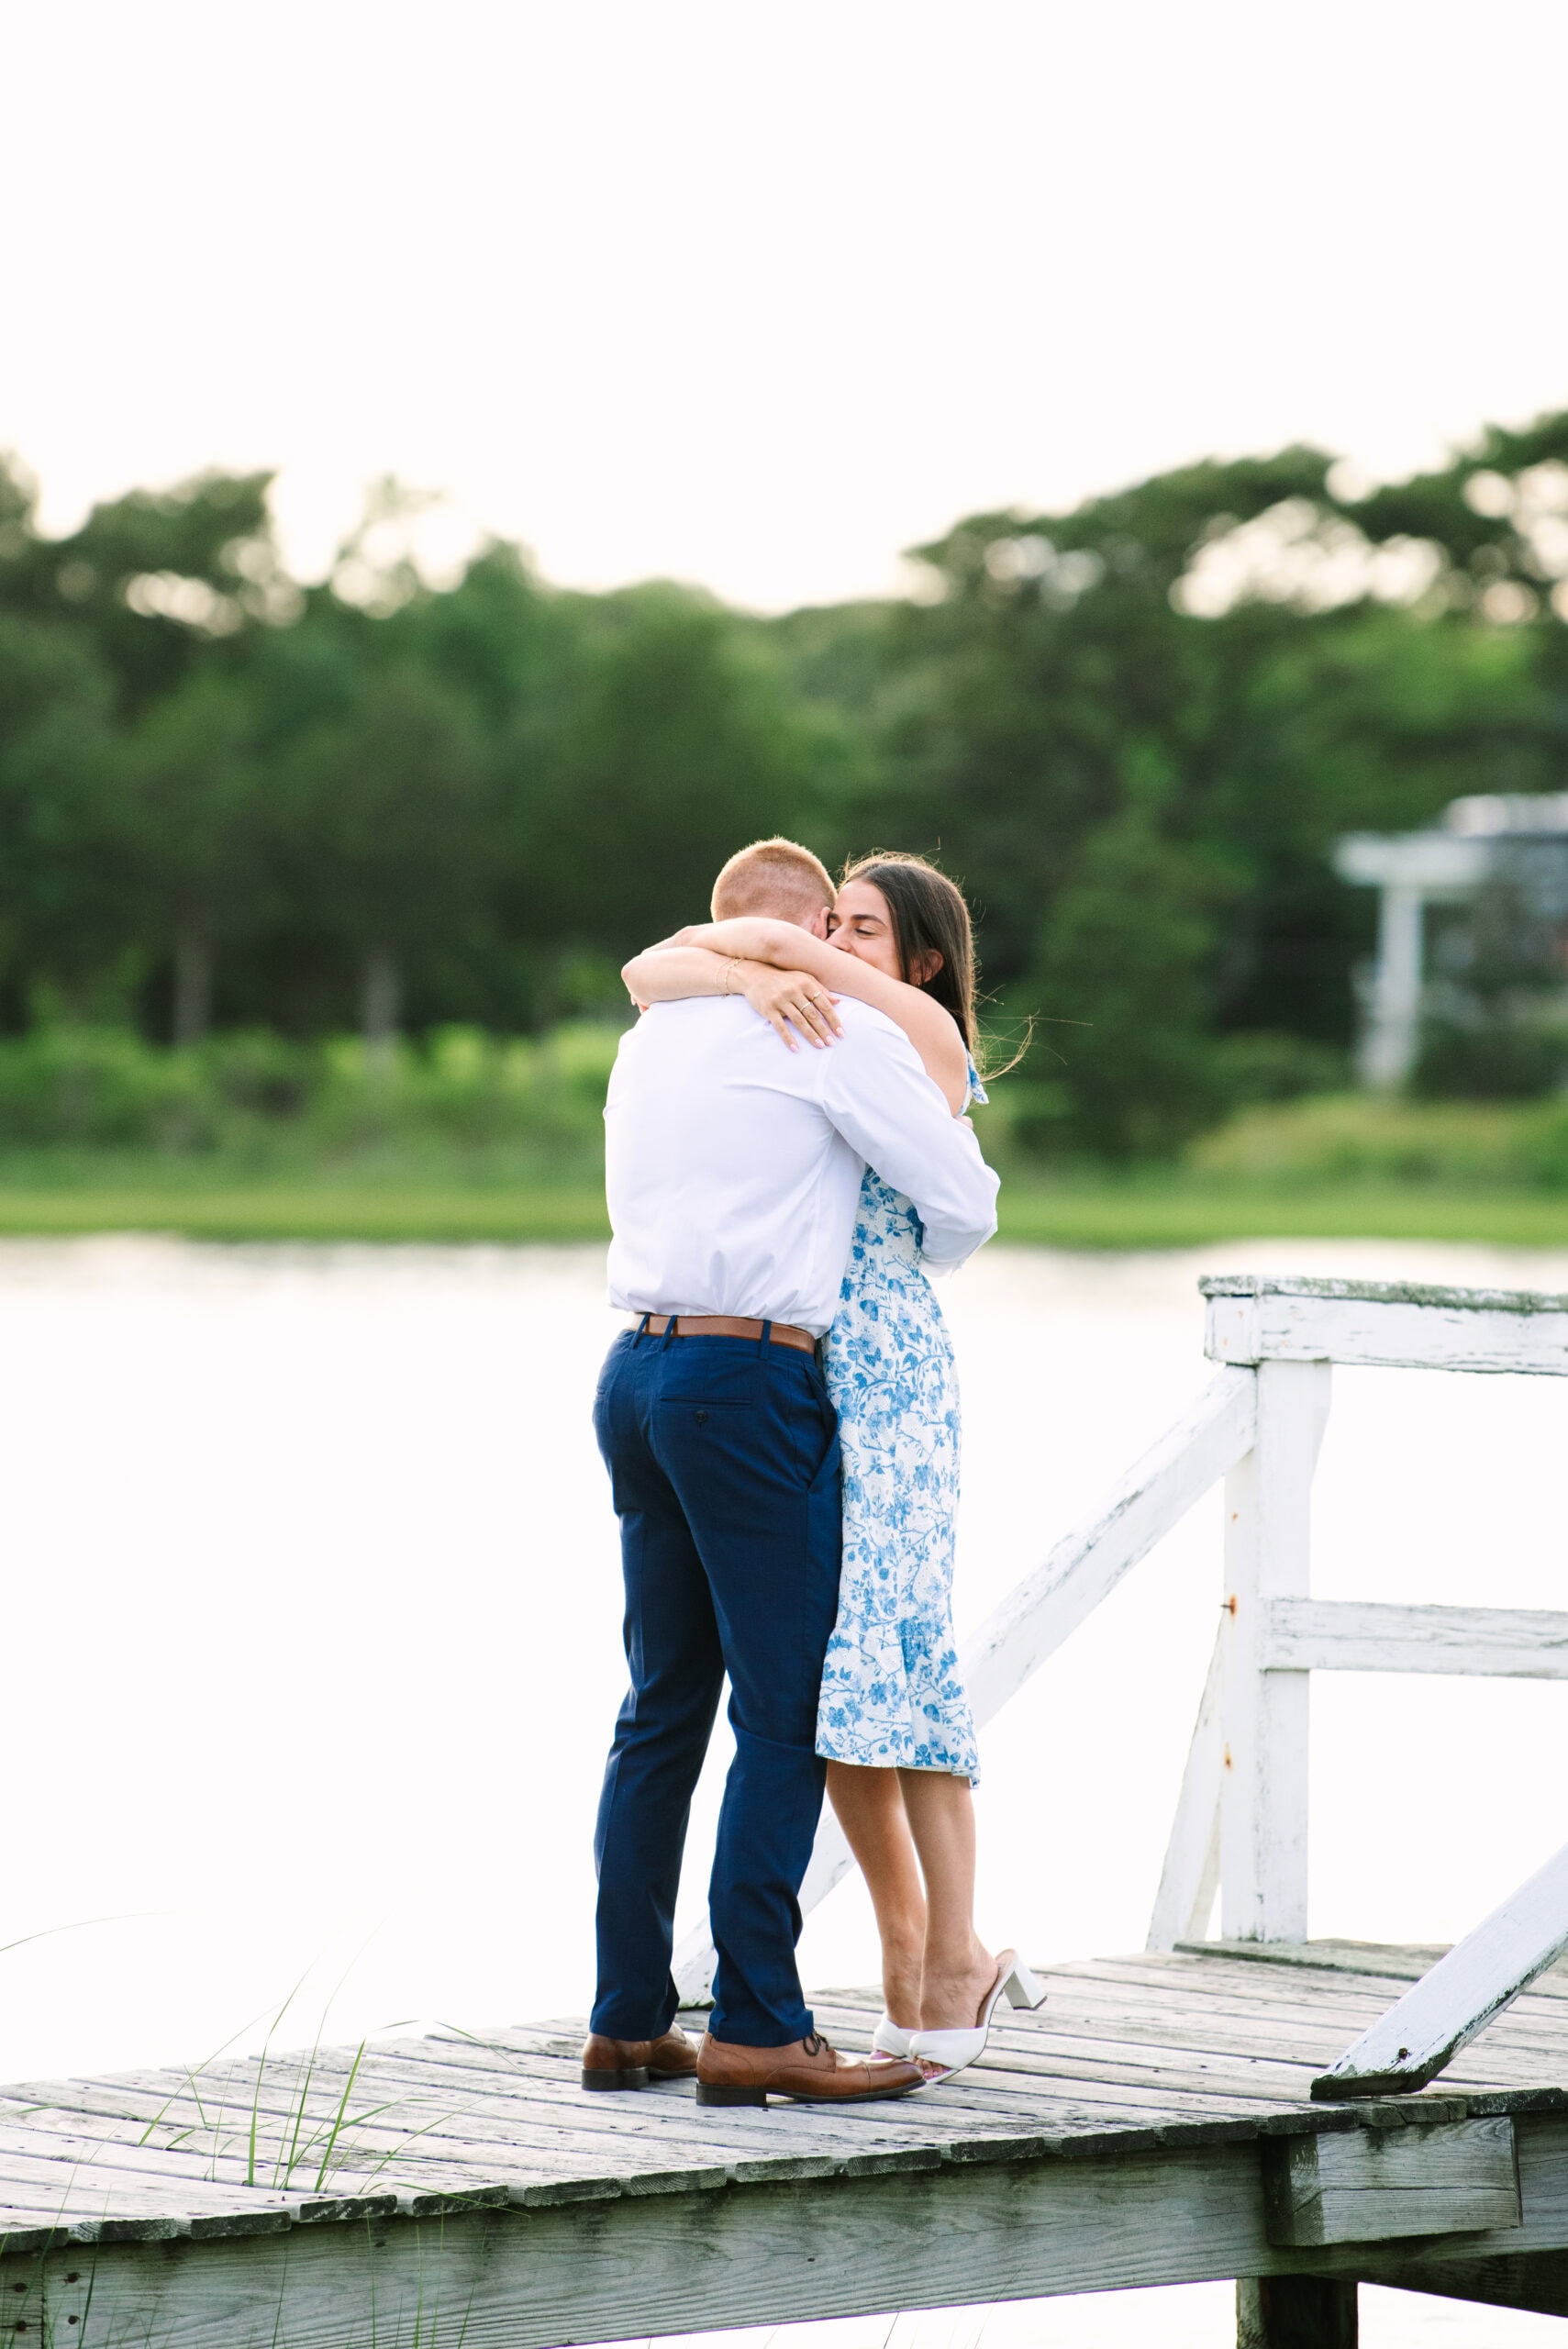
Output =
[{"x1": 4, "y1": 1232, "x2": 1566, "y2": 2343}]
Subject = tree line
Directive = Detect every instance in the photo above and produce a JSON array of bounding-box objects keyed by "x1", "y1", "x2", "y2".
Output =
[{"x1": 3, "y1": 414, "x2": 1566, "y2": 1155}]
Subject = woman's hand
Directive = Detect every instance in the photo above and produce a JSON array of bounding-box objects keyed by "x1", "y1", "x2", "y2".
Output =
[{"x1": 742, "y1": 965, "x2": 843, "y2": 1051}]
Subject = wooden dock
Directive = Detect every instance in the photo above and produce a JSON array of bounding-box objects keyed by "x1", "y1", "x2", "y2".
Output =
[
  {"x1": 6, "y1": 1941, "x2": 1568, "y2": 2343},
  {"x1": 11, "y1": 1270, "x2": 1568, "y2": 2343}
]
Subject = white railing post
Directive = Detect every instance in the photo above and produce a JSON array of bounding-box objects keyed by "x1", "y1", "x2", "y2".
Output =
[
  {"x1": 1147, "y1": 1629, "x2": 1224, "y2": 1951},
  {"x1": 1219, "y1": 1357, "x2": 1330, "y2": 1943}
]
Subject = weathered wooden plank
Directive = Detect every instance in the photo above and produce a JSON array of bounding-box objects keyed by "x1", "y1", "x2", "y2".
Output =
[
  {"x1": 1262, "y1": 2115, "x2": 1520, "y2": 2246},
  {"x1": 973, "y1": 2006, "x2": 1568, "y2": 2090},
  {"x1": 1078, "y1": 1954, "x2": 1452, "y2": 2011},
  {"x1": 13, "y1": 2049, "x2": 1127, "y2": 2199},
  {"x1": 821, "y1": 1966, "x2": 1568, "y2": 2087},
  {"x1": 1148, "y1": 1629, "x2": 1223, "y2": 1952},
  {"x1": 1314, "y1": 1839, "x2": 1568, "y2": 2098},
  {"x1": 0, "y1": 2126, "x2": 306, "y2": 2217},
  {"x1": 1202, "y1": 1273, "x2": 1568, "y2": 1376},
  {"x1": 1338, "y1": 2114, "x2": 1568, "y2": 2282},
  {"x1": 960, "y1": 1960, "x2": 1394, "y2": 2020},
  {"x1": 1175, "y1": 1940, "x2": 1454, "y2": 1981},
  {"x1": 806, "y1": 2008, "x2": 1334, "y2": 2093},
  {"x1": 343, "y1": 2037, "x2": 962, "y2": 2134},
  {"x1": 843, "y1": 2007, "x2": 1365, "y2": 2082},
  {"x1": 1020, "y1": 1967, "x2": 1568, "y2": 2076},
  {"x1": 1061, "y1": 1968, "x2": 1568, "y2": 2075},
  {"x1": 0, "y1": 2143, "x2": 1317, "y2": 2341},
  {"x1": 1013, "y1": 1965, "x2": 1451, "y2": 2039},
  {"x1": 1356, "y1": 2247, "x2": 1568, "y2": 2319},
  {"x1": 8, "y1": 2112, "x2": 1568, "y2": 2346},
  {"x1": 675, "y1": 1367, "x2": 1259, "y2": 1997},
  {"x1": 1018, "y1": 1973, "x2": 1568, "y2": 2086},
  {"x1": 1221, "y1": 1360, "x2": 1328, "y2": 1943},
  {"x1": 0, "y1": 2210, "x2": 99, "y2": 2254},
  {"x1": 1179, "y1": 1939, "x2": 1568, "y2": 2003},
  {"x1": 0, "y1": 2156, "x2": 288, "y2": 2217},
  {"x1": 215, "y1": 2043, "x2": 1078, "y2": 2156},
  {"x1": 1025, "y1": 1971, "x2": 1435, "y2": 2049},
  {"x1": 1263, "y1": 1599, "x2": 1568, "y2": 1678},
  {"x1": 39, "y1": 2086, "x2": 671, "y2": 2188},
  {"x1": 0, "y1": 2099, "x2": 1120, "y2": 2213},
  {"x1": 810, "y1": 2029, "x2": 1335, "y2": 2112},
  {"x1": 1025, "y1": 1990, "x2": 1568, "y2": 2090},
  {"x1": 40, "y1": 2095, "x2": 641, "y2": 2194}
]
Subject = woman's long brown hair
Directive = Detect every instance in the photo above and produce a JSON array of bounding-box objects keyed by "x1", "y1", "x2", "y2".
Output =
[{"x1": 840, "y1": 852, "x2": 980, "y2": 1064}]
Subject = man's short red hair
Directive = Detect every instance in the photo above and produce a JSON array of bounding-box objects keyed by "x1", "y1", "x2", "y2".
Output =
[{"x1": 711, "y1": 837, "x2": 834, "y2": 922}]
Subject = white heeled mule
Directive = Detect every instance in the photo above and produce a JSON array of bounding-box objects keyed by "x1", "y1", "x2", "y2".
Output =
[
  {"x1": 871, "y1": 2013, "x2": 917, "y2": 2059},
  {"x1": 910, "y1": 1949, "x2": 1045, "y2": 2083}
]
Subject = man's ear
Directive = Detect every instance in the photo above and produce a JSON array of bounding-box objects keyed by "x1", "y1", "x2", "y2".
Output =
[{"x1": 807, "y1": 904, "x2": 832, "y2": 940}]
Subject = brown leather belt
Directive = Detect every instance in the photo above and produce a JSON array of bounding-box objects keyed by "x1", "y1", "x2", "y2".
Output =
[{"x1": 639, "y1": 1313, "x2": 817, "y2": 1354}]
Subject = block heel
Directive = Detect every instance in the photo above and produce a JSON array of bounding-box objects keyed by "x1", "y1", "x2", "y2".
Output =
[
  {"x1": 1002, "y1": 1957, "x2": 1046, "y2": 2012},
  {"x1": 695, "y1": 2079, "x2": 769, "y2": 2107},
  {"x1": 582, "y1": 2065, "x2": 649, "y2": 2090}
]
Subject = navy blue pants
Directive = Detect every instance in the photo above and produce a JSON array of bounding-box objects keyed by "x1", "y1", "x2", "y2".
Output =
[{"x1": 591, "y1": 1320, "x2": 842, "y2": 2047}]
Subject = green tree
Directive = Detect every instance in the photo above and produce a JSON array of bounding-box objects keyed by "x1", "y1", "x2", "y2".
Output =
[
  {"x1": 0, "y1": 607, "x2": 125, "y2": 1016},
  {"x1": 518, "y1": 585, "x2": 829, "y2": 993},
  {"x1": 0, "y1": 462, "x2": 285, "y2": 714},
  {"x1": 283, "y1": 665, "x2": 494, "y2": 1051},
  {"x1": 120, "y1": 669, "x2": 266, "y2": 1041},
  {"x1": 1021, "y1": 815, "x2": 1231, "y2": 1158}
]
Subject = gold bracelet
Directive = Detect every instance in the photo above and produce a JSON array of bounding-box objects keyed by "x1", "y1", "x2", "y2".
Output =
[{"x1": 722, "y1": 957, "x2": 741, "y2": 996}]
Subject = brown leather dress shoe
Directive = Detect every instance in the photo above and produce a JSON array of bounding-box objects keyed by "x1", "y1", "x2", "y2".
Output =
[
  {"x1": 695, "y1": 2030, "x2": 924, "y2": 2107},
  {"x1": 581, "y1": 2026, "x2": 701, "y2": 2091}
]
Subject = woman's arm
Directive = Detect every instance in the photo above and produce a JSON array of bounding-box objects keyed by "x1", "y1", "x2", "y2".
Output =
[
  {"x1": 621, "y1": 946, "x2": 843, "y2": 1051},
  {"x1": 669, "y1": 918, "x2": 969, "y2": 1112}
]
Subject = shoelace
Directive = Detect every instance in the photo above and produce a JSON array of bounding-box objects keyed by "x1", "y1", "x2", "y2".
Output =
[{"x1": 802, "y1": 2032, "x2": 829, "y2": 2058}]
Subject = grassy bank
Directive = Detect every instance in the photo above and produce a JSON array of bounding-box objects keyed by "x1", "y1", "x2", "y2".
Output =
[
  {"x1": 1, "y1": 1164, "x2": 1567, "y2": 1249},
  {"x1": 2, "y1": 1047, "x2": 1568, "y2": 1249},
  {"x1": 996, "y1": 1179, "x2": 1568, "y2": 1250},
  {"x1": 0, "y1": 1176, "x2": 612, "y2": 1243}
]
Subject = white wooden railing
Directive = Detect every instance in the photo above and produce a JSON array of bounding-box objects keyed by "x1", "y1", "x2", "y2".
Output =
[{"x1": 673, "y1": 1273, "x2": 1568, "y2": 2096}]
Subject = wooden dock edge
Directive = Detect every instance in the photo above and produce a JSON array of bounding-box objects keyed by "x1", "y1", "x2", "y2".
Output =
[{"x1": 5, "y1": 2108, "x2": 1567, "y2": 2347}]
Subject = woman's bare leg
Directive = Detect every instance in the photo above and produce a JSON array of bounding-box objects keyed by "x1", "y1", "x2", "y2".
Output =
[
  {"x1": 825, "y1": 1761, "x2": 926, "y2": 2029},
  {"x1": 896, "y1": 1769, "x2": 995, "y2": 2031}
]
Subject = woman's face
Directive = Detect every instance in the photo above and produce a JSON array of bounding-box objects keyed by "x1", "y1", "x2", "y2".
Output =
[{"x1": 828, "y1": 878, "x2": 903, "y2": 981}]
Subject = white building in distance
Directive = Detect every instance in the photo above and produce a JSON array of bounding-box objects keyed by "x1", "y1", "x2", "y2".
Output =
[{"x1": 1336, "y1": 795, "x2": 1568, "y2": 1089}]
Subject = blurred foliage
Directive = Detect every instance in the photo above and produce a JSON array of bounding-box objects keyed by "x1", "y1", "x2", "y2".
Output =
[
  {"x1": 0, "y1": 1020, "x2": 621, "y2": 1163},
  {"x1": 4, "y1": 412, "x2": 1568, "y2": 1157},
  {"x1": 1185, "y1": 1090, "x2": 1568, "y2": 1190}
]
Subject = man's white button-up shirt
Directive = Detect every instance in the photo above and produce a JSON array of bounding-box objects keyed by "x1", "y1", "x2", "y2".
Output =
[{"x1": 605, "y1": 996, "x2": 1000, "y2": 1337}]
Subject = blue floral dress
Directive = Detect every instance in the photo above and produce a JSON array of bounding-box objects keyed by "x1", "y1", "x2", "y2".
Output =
[{"x1": 814, "y1": 1067, "x2": 987, "y2": 1784}]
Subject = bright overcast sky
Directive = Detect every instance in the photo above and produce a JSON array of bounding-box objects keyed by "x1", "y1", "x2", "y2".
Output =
[{"x1": 5, "y1": 0, "x2": 1566, "y2": 612}]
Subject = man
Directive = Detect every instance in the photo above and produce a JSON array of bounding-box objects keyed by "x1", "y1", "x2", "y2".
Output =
[{"x1": 584, "y1": 837, "x2": 999, "y2": 2106}]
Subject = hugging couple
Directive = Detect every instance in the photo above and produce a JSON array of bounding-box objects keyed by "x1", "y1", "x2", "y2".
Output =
[{"x1": 584, "y1": 836, "x2": 1042, "y2": 2110}]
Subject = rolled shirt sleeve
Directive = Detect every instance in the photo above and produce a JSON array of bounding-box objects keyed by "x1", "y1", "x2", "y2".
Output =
[{"x1": 818, "y1": 1013, "x2": 999, "y2": 1270}]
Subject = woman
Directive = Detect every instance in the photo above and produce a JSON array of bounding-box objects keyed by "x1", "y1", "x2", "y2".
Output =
[{"x1": 622, "y1": 853, "x2": 1041, "y2": 2079}]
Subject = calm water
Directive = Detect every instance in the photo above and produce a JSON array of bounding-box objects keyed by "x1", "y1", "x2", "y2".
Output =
[{"x1": 4, "y1": 1232, "x2": 1566, "y2": 2344}]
